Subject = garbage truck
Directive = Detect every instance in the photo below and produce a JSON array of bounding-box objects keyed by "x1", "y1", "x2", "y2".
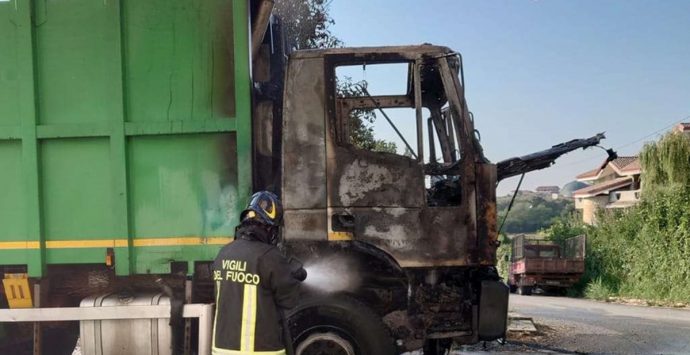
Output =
[{"x1": 0, "y1": 0, "x2": 605, "y2": 354}]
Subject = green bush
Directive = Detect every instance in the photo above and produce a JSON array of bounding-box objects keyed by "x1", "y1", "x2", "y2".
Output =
[
  {"x1": 542, "y1": 214, "x2": 587, "y2": 244},
  {"x1": 542, "y1": 132, "x2": 690, "y2": 303},
  {"x1": 553, "y1": 185, "x2": 690, "y2": 303},
  {"x1": 496, "y1": 234, "x2": 511, "y2": 280},
  {"x1": 503, "y1": 130, "x2": 690, "y2": 304},
  {"x1": 584, "y1": 278, "x2": 612, "y2": 301}
]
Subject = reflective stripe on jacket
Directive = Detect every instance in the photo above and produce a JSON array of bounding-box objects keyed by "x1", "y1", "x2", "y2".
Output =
[{"x1": 212, "y1": 237, "x2": 300, "y2": 354}]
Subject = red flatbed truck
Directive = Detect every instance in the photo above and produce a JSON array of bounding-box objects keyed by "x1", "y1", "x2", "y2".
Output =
[{"x1": 508, "y1": 235, "x2": 586, "y2": 295}]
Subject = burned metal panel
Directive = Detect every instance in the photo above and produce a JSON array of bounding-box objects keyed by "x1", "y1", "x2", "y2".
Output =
[
  {"x1": 291, "y1": 44, "x2": 455, "y2": 61},
  {"x1": 338, "y1": 96, "x2": 414, "y2": 109},
  {"x1": 252, "y1": 18, "x2": 287, "y2": 192},
  {"x1": 417, "y1": 207, "x2": 474, "y2": 266},
  {"x1": 252, "y1": 100, "x2": 274, "y2": 190},
  {"x1": 327, "y1": 145, "x2": 425, "y2": 208},
  {"x1": 478, "y1": 280, "x2": 508, "y2": 340},
  {"x1": 348, "y1": 207, "x2": 423, "y2": 267},
  {"x1": 342, "y1": 206, "x2": 476, "y2": 267},
  {"x1": 461, "y1": 185, "x2": 478, "y2": 265},
  {"x1": 283, "y1": 209, "x2": 328, "y2": 241},
  {"x1": 281, "y1": 57, "x2": 327, "y2": 210},
  {"x1": 475, "y1": 163, "x2": 498, "y2": 265},
  {"x1": 413, "y1": 61, "x2": 425, "y2": 163},
  {"x1": 281, "y1": 57, "x2": 328, "y2": 241}
]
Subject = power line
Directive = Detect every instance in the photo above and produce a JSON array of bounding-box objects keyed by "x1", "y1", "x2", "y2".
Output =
[
  {"x1": 562, "y1": 114, "x2": 690, "y2": 168},
  {"x1": 613, "y1": 115, "x2": 690, "y2": 150}
]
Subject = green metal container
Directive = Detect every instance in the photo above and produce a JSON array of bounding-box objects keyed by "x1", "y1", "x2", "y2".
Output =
[{"x1": 0, "y1": 0, "x2": 251, "y2": 277}]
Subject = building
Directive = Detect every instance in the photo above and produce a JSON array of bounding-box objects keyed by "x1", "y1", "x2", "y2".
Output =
[
  {"x1": 535, "y1": 185, "x2": 560, "y2": 200},
  {"x1": 675, "y1": 122, "x2": 690, "y2": 136},
  {"x1": 572, "y1": 156, "x2": 641, "y2": 224},
  {"x1": 535, "y1": 186, "x2": 560, "y2": 194}
]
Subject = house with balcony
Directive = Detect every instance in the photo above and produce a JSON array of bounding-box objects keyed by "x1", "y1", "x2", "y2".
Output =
[{"x1": 572, "y1": 156, "x2": 641, "y2": 224}]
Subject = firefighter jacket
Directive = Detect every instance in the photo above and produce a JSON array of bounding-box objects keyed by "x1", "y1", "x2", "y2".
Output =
[{"x1": 212, "y1": 226, "x2": 301, "y2": 355}]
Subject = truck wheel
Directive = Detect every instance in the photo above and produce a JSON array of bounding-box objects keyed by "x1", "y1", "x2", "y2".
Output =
[
  {"x1": 509, "y1": 284, "x2": 517, "y2": 294},
  {"x1": 289, "y1": 295, "x2": 397, "y2": 355},
  {"x1": 517, "y1": 286, "x2": 532, "y2": 296}
]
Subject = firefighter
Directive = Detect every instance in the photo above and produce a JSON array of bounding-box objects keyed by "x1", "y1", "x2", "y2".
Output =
[{"x1": 212, "y1": 191, "x2": 306, "y2": 355}]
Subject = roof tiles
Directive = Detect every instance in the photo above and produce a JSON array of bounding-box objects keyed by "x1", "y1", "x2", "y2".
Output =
[
  {"x1": 576, "y1": 156, "x2": 640, "y2": 181},
  {"x1": 572, "y1": 177, "x2": 633, "y2": 197}
]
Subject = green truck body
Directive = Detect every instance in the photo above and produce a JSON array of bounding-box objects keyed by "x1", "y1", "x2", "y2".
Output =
[{"x1": 0, "y1": 0, "x2": 252, "y2": 277}]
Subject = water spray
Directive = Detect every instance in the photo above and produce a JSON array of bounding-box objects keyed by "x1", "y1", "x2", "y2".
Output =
[{"x1": 301, "y1": 255, "x2": 361, "y2": 293}]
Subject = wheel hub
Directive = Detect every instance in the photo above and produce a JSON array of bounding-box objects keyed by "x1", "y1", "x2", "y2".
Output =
[{"x1": 295, "y1": 332, "x2": 356, "y2": 355}]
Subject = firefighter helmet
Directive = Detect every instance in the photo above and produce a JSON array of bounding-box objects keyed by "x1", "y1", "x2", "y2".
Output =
[{"x1": 240, "y1": 191, "x2": 283, "y2": 226}]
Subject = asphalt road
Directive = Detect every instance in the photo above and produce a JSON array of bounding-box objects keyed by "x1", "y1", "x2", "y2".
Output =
[{"x1": 496, "y1": 295, "x2": 690, "y2": 354}]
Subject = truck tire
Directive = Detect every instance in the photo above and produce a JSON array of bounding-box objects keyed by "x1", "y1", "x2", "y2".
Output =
[
  {"x1": 517, "y1": 286, "x2": 532, "y2": 296},
  {"x1": 288, "y1": 294, "x2": 397, "y2": 355},
  {"x1": 509, "y1": 284, "x2": 517, "y2": 294}
]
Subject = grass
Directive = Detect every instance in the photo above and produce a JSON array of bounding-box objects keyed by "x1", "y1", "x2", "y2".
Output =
[{"x1": 584, "y1": 278, "x2": 612, "y2": 301}]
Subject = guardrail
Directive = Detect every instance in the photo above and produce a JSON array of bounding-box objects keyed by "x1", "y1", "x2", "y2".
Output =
[{"x1": 0, "y1": 303, "x2": 214, "y2": 355}]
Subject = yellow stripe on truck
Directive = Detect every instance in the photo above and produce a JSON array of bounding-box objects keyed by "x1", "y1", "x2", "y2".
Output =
[
  {"x1": 0, "y1": 237, "x2": 233, "y2": 249},
  {"x1": 46, "y1": 240, "x2": 129, "y2": 248},
  {"x1": 328, "y1": 232, "x2": 354, "y2": 241},
  {"x1": 133, "y1": 237, "x2": 231, "y2": 247},
  {"x1": 0, "y1": 241, "x2": 40, "y2": 249}
]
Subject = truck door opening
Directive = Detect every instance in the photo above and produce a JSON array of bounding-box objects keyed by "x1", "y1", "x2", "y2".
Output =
[{"x1": 332, "y1": 57, "x2": 476, "y2": 208}]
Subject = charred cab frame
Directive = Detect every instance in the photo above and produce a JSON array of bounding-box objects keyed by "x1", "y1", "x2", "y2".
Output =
[{"x1": 279, "y1": 46, "x2": 508, "y2": 351}]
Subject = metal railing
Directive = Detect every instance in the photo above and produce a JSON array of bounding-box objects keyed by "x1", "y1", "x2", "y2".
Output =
[{"x1": 0, "y1": 303, "x2": 214, "y2": 355}]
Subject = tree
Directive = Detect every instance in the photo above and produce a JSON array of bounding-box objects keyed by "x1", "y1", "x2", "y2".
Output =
[
  {"x1": 496, "y1": 193, "x2": 575, "y2": 234},
  {"x1": 274, "y1": 0, "x2": 396, "y2": 153},
  {"x1": 273, "y1": 0, "x2": 341, "y2": 50},
  {"x1": 542, "y1": 214, "x2": 588, "y2": 244},
  {"x1": 640, "y1": 131, "x2": 690, "y2": 191},
  {"x1": 335, "y1": 77, "x2": 397, "y2": 154}
]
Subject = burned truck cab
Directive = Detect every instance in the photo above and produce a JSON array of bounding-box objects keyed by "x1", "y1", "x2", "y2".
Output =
[{"x1": 280, "y1": 45, "x2": 508, "y2": 352}]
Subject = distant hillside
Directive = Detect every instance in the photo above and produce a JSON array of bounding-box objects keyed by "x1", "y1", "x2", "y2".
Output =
[{"x1": 497, "y1": 192, "x2": 575, "y2": 234}]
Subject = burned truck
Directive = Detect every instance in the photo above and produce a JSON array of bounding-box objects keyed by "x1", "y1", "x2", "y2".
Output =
[
  {"x1": 257, "y1": 43, "x2": 606, "y2": 353},
  {"x1": 273, "y1": 46, "x2": 509, "y2": 354}
]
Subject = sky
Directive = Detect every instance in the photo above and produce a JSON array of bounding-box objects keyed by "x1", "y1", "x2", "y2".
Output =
[{"x1": 329, "y1": 0, "x2": 690, "y2": 195}]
